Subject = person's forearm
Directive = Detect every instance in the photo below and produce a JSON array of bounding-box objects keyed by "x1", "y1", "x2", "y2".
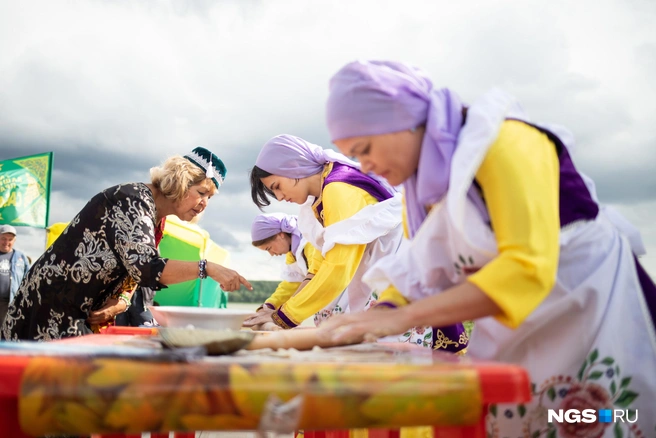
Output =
[
  {"x1": 275, "y1": 261, "x2": 356, "y2": 327},
  {"x1": 291, "y1": 274, "x2": 314, "y2": 298},
  {"x1": 159, "y1": 260, "x2": 200, "y2": 285},
  {"x1": 277, "y1": 244, "x2": 365, "y2": 326},
  {"x1": 397, "y1": 281, "x2": 501, "y2": 328}
]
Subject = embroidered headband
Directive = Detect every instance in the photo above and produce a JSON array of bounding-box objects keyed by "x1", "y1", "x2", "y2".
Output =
[{"x1": 184, "y1": 147, "x2": 227, "y2": 189}]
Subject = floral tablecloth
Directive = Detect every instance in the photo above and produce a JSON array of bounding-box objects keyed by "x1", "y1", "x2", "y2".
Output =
[{"x1": 18, "y1": 343, "x2": 485, "y2": 436}]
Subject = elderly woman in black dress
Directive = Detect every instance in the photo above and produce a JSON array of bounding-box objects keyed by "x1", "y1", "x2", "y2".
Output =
[{"x1": 2, "y1": 147, "x2": 252, "y2": 341}]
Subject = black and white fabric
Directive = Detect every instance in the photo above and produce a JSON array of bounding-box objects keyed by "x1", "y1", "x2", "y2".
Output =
[{"x1": 1, "y1": 183, "x2": 168, "y2": 341}]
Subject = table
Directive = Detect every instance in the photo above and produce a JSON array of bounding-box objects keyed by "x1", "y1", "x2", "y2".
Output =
[{"x1": 0, "y1": 330, "x2": 531, "y2": 437}]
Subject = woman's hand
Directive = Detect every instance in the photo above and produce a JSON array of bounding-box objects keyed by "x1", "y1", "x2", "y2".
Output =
[
  {"x1": 87, "y1": 297, "x2": 127, "y2": 324},
  {"x1": 252, "y1": 321, "x2": 283, "y2": 332},
  {"x1": 206, "y1": 262, "x2": 253, "y2": 292},
  {"x1": 242, "y1": 306, "x2": 275, "y2": 327},
  {"x1": 318, "y1": 307, "x2": 413, "y2": 344},
  {"x1": 320, "y1": 283, "x2": 497, "y2": 345}
]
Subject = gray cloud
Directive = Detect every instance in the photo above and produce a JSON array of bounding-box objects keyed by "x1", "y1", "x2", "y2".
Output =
[
  {"x1": 201, "y1": 222, "x2": 241, "y2": 249},
  {"x1": 2, "y1": 0, "x2": 655, "y2": 278},
  {"x1": 588, "y1": 165, "x2": 656, "y2": 205}
]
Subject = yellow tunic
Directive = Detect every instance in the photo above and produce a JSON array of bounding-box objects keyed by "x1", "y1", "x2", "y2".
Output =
[
  {"x1": 264, "y1": 243, "x2": 318, "y2": 310},
  {"x1": 380, "y1": 120, "x2": 560, "y2": 329},
  {"x1": 273, "y1": 164, "x2": 379, "y2": 328}
]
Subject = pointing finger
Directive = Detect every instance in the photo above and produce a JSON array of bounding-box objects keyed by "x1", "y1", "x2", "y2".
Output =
[{"x1": 239, "y1": 276, "x2": 253, "y2": 290}]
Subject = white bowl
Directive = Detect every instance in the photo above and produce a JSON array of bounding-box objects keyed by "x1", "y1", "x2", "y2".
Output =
[{"x1": 149, "y1": 306, "x2": 254, "y2": 331}]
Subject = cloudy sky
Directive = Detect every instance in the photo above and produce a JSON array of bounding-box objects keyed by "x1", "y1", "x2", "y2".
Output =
[{"x1": 1, "y1": 0, "x2": 655, "y2": 280}]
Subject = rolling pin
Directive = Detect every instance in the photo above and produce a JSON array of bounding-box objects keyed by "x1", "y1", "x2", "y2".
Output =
[{"x1": 245, "y1": 327, "x2": 359, "y2": 351}]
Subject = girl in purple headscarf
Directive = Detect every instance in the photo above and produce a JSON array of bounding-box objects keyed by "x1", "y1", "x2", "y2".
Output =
[
  {"x1": 249, "y1": 134, "x2": 467, "y2": 351},
  {"x1": 244, "y1": 213, "x2": 319, "y2": 329},
  {"x1": 320, "y1": 60, "x2": 656, "y2": 436}
]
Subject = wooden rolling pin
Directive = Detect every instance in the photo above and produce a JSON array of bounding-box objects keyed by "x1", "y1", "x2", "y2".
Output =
[{"x1": 245, "y1": 327, "x2": 359, "y2": 351}]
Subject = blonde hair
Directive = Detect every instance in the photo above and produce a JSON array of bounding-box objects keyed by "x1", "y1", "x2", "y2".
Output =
[{"x1": 150, "y1": 156, "x2": 217, "y2": 202}]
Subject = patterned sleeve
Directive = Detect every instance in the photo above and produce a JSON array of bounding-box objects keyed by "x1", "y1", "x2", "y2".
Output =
[{"x1": 105, "y1": 186, "x2": 169, "y2": 289}]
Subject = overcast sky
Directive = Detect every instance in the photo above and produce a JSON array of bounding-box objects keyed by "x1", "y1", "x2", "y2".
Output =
[{"x1": 1, "y1": 0, "x2": 655, "y2": 280}]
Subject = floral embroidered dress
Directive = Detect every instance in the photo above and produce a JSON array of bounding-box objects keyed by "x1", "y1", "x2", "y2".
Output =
[{"x1": 1, "y1": 183, "x2": 168, "y2": 341}]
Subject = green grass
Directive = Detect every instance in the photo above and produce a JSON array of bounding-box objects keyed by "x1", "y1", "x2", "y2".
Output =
[
  {"x1": 229, "y1": 280, "x2": 279, "y2": 303},
  {"x1": 464, "y1": 320, "x2": 475, "y2": 337}
]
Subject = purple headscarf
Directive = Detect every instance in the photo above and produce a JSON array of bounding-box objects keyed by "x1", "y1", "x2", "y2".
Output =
[
  {"x1": 326, "y1": 60, "x2": 464, "y2": 238},
  {"x1": 255, "y1": 134, "x2": 359, "y2": 178},
  {"x1": 251, "y1": 213, "x2": 302, "y2": 254}
]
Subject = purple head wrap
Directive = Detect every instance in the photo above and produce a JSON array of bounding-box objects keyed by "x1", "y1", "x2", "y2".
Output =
[
  {"x1": 255, "y1": 134, "x2": 359, "y2": 178},
  {"x1": 326, "y1": 60, "x2": 464, "y2": 238},
  {"x1": 251, "y1": 213, "x2": 302, "y2": 254}
]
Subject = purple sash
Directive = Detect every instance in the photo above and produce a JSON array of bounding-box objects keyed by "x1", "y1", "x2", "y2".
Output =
[
  {"x1": 316, "y1": 163, "x2": 393, "y2": 218},
  {"x1": 518, "y1": 121, "x2": 655, "y2": 328},
  {"x1": 509, "y1": 120, "x2": 599, "y2": 227}
]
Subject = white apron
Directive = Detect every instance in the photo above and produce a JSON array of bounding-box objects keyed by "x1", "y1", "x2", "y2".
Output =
[
  {"x1": 280, "y1": 237, "x2": 310, "y2": 283},
  {"x1": 364, "y1": 89, "x2": 656, "y2": 437},
  {"x1": 299, "y1": 193, "x2": 432, "y2": 345}
]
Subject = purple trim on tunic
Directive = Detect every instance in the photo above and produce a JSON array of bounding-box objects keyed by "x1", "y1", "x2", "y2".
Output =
[
  {"x1": 432, "y1": 324, "x2": 468, "y2": 353},
  {"x1": 375, "y1": 303, "x2": 468, "y2": 352},
  {"x1": 634, "y1": 256, "x2": 656, "y2": 329},
  {"x1": 374, "y1": 302, "x2": 398, "y2": 309},
  {"x1": 263, "y1": 302, "x2": 275, "y2": 310},
  {"x1": 511, "y1": 120, "x2": 600, "y2": 227},
  {"x1": 316, "y1": 163, "x2": 393, "y2": 218},
  {"x1": 272, "y1": 307, "x2": 298, "y2": 329}
]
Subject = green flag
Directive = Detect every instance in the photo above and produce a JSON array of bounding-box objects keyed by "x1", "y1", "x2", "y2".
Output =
[{"x1": 0, "y1": 152, "x2": 53, "y2": 228}]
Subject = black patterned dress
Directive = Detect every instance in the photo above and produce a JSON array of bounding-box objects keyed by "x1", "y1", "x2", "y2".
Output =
[{"x1": 1, "y1": 183, "x2": 168, "y2": 341}]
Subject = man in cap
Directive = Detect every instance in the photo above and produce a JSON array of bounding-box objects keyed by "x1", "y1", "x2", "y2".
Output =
[{"x1": 0, "y1": 225, "x2": 31, "y2": 324}]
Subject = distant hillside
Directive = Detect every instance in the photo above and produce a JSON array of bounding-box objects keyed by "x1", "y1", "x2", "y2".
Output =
[{"x1": 228, "y1": 280, "x2": 280, "y2": 303}]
